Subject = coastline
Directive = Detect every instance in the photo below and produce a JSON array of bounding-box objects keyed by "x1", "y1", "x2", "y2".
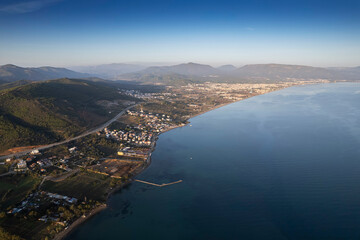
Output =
[
  {"x1": 53, "y1": 101, "x2": 239, "y2": 240},
  {"x1": 52, "y1": 82, "x2": 360, "y2": 240},
  {"x1": 52, "y1": 83, "x2": 310, "y2": 240},
  {"x1": 53, "y1": 204, "x2": 107, "y2": 240},
  {"x1": 189, "y1": 101, "x2": 236, "y2": 119}
]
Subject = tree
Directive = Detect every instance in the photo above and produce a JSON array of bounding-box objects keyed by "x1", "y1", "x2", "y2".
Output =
[{"x1": 0, "y1": 227, "x2": 24, "y2": 240}]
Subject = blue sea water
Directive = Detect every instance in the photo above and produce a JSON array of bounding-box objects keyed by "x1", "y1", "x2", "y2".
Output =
[{"x1": 68, "y1": 83, "x2": 360, "y2": 240}]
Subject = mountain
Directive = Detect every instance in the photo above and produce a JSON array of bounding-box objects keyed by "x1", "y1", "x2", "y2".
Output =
[
  {"x1": 115, "y1": 62, "x2": 360, "y2": 84},
  {"x1": 69, "y1": 63, "x2": 146, "y2": 79},
  {"x1": 217, "y1": 64, "x2": 237, "y2": 72},
  {"x1": 0, "y1": 64, "x2": 90, "y2": 82},
  {"x1": 327, "y1": 66, "x2": 360, "y2": 80},
  {"x1": 0, "y1": 78, "x2": 138, "y2": 153},
  {"x1": 119, "y1": 62, "x2": 222, "y2": 84},
  {"x1": 121, "y1": 72, "x2": 197, "y2": 85},
  {"x1": 123, "y1": 62, "x2": 220, "y2": 77},
  {"x1": 0, "y1": 80, "x2": 33, "y2": 91},
  {"x1": 230, "y1": 64, "x2": 339, "y2": 81}
]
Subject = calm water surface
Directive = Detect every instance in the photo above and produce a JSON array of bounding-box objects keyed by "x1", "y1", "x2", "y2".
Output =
[{"x1": 68, "y1": 83, "x2": 360, "y2": 240}]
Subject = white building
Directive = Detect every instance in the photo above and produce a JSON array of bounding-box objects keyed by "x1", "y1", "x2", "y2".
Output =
[
  {"x1": 31, "y1": 149, "x2": 40, "y2": 155},
  {"x1": 17, "y1": 160, "x2": 27, "y2": 169}
]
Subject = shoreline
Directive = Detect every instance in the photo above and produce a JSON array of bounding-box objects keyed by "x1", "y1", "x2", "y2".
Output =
[
  {"x1": 51, "y1": 82, "x2": 321, "y2": 240},
  {"x1": 52, "y1": 88, "x2": 288, "y2": 240},
  {"x1": 53, "y1": 204, "x2": 107, "y2": 240},
  {"x1": 53, "y1": 102, "x2": 236, "y2": 240}
]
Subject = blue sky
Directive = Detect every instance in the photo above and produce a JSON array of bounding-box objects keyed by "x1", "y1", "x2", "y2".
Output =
[{"x1": 0, "y1": 0, "x2": 359, "y2": 67}]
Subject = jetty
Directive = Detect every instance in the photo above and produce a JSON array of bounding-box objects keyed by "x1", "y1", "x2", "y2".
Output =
[{"x1": 134, "y1": 179, "x2": 183, "y2": 187}]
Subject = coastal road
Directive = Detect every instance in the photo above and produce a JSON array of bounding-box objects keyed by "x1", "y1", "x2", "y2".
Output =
[{"x1": 0, "y1": 104, "x2": 139, "y2": 161}]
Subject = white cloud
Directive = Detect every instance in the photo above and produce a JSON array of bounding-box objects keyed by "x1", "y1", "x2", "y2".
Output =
[{"x1": 0, "y1": 0, "x2": 62, "y2": 14}]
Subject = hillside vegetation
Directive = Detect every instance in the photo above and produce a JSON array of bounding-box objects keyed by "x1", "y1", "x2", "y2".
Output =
[
  {"x1": 0, "y1": 80, "x2": 33, "y2": 91},
  {"x1": 0, "y1": 64, "x2": 90, "y2": 82},
  {"x1": 0, "y1": 78, "x2": 138, "y2": 153}
]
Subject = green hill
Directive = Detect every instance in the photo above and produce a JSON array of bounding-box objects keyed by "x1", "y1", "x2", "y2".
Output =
[
  {"x1": 0, "y1": 64, "x2": 90, "y2": 82},
  {"x1": 0, "y1": 80, "x2": 33, "y2": 91},
  {"x1": 0, "y1": 78, "x2": 138, "y2": 152}
]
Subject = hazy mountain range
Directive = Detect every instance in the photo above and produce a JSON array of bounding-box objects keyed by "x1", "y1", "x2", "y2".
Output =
[
  {"x1": 118, "y1": 62, "x2": 360, "y2": 83},
  {"x1": 0, "y1": 64, "x2": 90, "y2": 83},
  {"x1": 1, "y1": 63, "x2": 359, "y2": 85},
  {"x1": 69, "y1": 63, "x2": 147, "y2": 79}
]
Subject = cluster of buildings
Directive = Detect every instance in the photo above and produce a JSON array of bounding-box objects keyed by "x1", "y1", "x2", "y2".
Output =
[
  {"x1": 27, "y1": 157, "x2": 54, "y2": 173},
  {"x1": 7, "y1": 196, "x2": 37, "y2": 214},
  {"x1": 36, "y1": 158, "x2": 53, "y2": 168},
  {"x1": 13, "y1": 150, "x2": 48, "y2": 172},
  {"x1": 128, "y1": 109, "x2": 172, "y2": 121},
  {"x1": 46, "y1": 192, "x2": 77, "y2": 204},
  {"x1": 7, "y1": 191, "x2": 77, "y2": 216},
  {"x1": 150, "y1": 92, "x2": 177, "y2": 100},
  {"x1": 119, "y1": 89, "x2": 153, "y2": 99},
  {"x1": 11, "y1": 149, "x2": 75, "y2": 174},
  {"x1": 104, "y1": 127, "x2": 153, "y2": 146},
  {"x1": 127, "y1": 109, "x2": 174, "y2": 132},
  {"x1": 104, "y1": 109, "x2": 175, "y2": 147},
  {"x1": 117, "y1": 146, "x2": 148, "y2": 159},
  {"x1": 177, "y1": 82, "x2": 328, "y2": 101}
]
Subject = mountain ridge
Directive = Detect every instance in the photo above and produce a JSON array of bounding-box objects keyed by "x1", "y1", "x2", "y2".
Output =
[
  {"x1": 134, "y1": 62, "x2": 221, "y2": 76},
  {"x1": 119, "y1": 62, "x2": 360, "y2": 84},
  {"x1": 0, "y1": 64, "x2": 90, "y2": 82},
  {"x1": 0, "y1": 78, "x2": 138, "y2": 152},
  {"x1": 2, "y1": 63, "x2": 360, "y2": 85},
  {"x1": 69, "y1": 63, "x2": 146, "y2": 79}
]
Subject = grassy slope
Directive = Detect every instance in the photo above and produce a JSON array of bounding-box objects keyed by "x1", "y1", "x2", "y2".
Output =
[
  {"x1": 0, "y1": 78, "x2": 137, "y2": 152},
  {"x1": 0, "y1": 80, "x2": 33, "y2": 91},
  {"x1": 0, "y1": 175, "x2": 41, "y2": 211},
  {"x1": 42, "y1": 171, "x2": 113, "y2": 201}
]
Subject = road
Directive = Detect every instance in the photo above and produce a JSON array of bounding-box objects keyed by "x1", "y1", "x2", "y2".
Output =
[{"x1": 0, "y1": 104, "x2": 138, "y2": 161}]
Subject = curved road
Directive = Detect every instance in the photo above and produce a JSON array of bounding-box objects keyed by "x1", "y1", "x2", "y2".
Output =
[{"x1": 0, "y1": 104, "x2": 138, "y2": 161}]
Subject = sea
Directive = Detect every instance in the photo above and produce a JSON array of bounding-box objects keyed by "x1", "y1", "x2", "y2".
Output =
[{"x1": 67, "y1": 82, "x2": 360, "y2": 240}]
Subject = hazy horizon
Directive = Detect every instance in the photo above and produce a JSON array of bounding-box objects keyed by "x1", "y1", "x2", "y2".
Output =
[
  {"x1": 1, "y1": 61, "x2": 360, "y2": 70},
  {"x1": 0, "y1": 0, "x2": 359, "y2": 67}
]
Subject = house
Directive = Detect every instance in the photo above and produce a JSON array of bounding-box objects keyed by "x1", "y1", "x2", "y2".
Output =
[
  {"x1": 31, "y1": 149, "x2": 40, "y2": 155},
  {"x1": 36, "y1": 158, "x2": 52, "y2": 168},
  {"x1": 17, "y1": 160, "x2": 27, "y2": 169},
  {"x1": 68, "y1": 147, "x2": 77, "y2": 153}
]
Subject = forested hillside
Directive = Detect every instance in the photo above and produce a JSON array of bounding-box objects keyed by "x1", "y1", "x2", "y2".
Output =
[{"x1": 0, "y1": 78, "x2": 138, "y2": 152}]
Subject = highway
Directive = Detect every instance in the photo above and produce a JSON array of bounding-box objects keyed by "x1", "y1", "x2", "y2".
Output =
[{"x1": 0, "y1": 104, "x2": 138, "y2": 161}]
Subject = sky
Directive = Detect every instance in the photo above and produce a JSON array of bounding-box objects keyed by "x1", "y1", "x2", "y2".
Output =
[{"x1": 0, "y1": 0, "x2": 359, "y2": 67}]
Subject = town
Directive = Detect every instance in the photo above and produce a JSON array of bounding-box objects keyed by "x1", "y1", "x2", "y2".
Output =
[
  {"x1": 0, "y1": 80, "x2": 329, "y2": 240},
  {"x1": 0, "y1": 103, "x2": 184, "y2": 239}
]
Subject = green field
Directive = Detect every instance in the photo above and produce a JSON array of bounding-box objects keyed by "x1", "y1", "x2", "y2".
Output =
[
  {"x1": 0, "y1": 165, "x2": 9, "y2": 174},
  {"x1": 0, "y1": 217, "x2": 49, "y2": 240},
  {"x1": 0, "y1": 174, "x2": 41, "y2": 211},
  {"x1": 42, "y1": 171, "x2": 114, "y2": 202}
]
